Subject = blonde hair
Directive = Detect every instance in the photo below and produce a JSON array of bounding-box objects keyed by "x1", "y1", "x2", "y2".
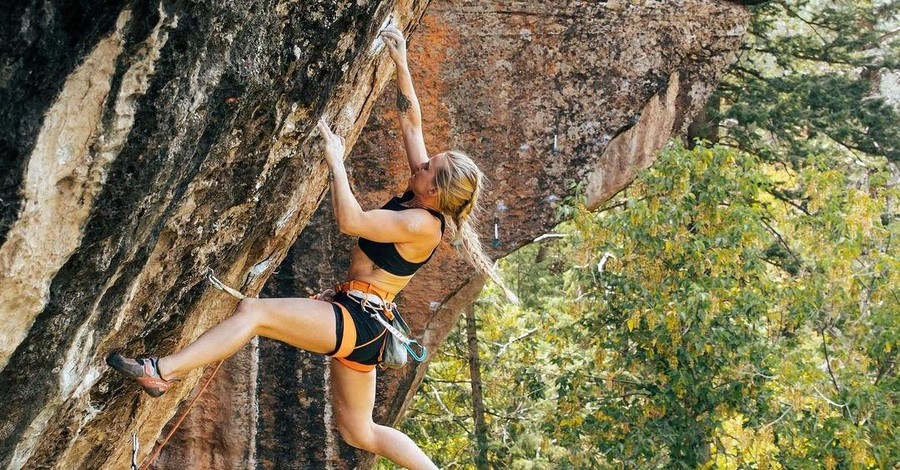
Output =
[{"x1": 434, "y1": 151, "x2": 518, "y2": 304}]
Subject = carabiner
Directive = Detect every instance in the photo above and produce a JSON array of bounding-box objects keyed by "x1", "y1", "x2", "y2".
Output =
[{"x1": 404, "y1": 340, "x2": 427, "y2": 362}]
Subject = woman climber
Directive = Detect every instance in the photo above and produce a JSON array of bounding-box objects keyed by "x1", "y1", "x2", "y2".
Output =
[{"x1": 107, "y1": 26, "x2": 513, "y2": 469}]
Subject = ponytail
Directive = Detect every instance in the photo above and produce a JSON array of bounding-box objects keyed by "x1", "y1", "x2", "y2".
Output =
[
  {"x1": 452, "y1": 214, "x2": 519, "y2": 304},
  {"x1": 436, "y1": 151, "x2": 518, "y2": 304}
]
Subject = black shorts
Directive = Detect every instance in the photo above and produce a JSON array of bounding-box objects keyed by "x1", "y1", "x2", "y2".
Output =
[{"x1": 327, "y1": 292, "x2": 398, "y2": 372}]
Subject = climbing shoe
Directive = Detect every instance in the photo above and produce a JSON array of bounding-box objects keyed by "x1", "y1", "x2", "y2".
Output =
[{"x1": 106, "y1": 353, "x2": 173, "y2": 398}]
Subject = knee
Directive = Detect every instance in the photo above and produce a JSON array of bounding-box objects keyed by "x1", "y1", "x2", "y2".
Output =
[
  {"x1": 234, "y1": 298, "x2": 263, "y2": 327},
  {"x1": 336, "y1": 418, "x2": 378, "y2": 452}
]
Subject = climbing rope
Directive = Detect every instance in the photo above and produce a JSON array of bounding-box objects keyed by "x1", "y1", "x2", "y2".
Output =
[{"x1": 136, "y1": 269, "x2": 249, "y2": 470}]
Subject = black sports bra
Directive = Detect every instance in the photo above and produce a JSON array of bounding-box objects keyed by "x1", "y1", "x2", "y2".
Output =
[{"x1": 358, "y1": 191, "x2": 446, "y2": 276}]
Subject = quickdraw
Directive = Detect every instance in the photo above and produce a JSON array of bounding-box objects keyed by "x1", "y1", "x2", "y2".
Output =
[
  {"x1": 353, "y1": 294, "x2": 427, "y2": 362},
  {"x1": 131, "y1": 432, "x2": 139, "y2": 470}
]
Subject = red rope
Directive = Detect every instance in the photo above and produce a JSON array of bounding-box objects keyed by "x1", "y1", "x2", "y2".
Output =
[
  {"x1": 137, "y1": 271, "x2": 246, "y2": 469},
  {"x1": 138, "y1": 359, "x2": 225, "y2": 470}
]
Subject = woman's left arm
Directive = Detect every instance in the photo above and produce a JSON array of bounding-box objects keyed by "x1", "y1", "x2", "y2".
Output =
[{"x1": 318, "y1": 119, "x2": 435, "y2": 243}]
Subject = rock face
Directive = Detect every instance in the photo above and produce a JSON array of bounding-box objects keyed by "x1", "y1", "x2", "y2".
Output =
[
  {"x1": 0, "y1": 0, "x2": 749, "y2": 469},
  {"x1": 0, "y1": 1, "x2": 430, "y2": 469},
  {"x1": 157, "y1": 0, "x2": 752, "y2": 468}
]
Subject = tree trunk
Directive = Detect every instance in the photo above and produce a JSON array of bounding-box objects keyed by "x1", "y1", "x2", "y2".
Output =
[{"x1": 465, "y1": 304, "x2": 489, "y2": 470}]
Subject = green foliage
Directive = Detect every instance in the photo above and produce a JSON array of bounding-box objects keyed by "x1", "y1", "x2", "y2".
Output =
[
  {"x1": 713, "y1": 0, "x2": 900, "y2": 163},
  {"x1": 401, "y1": 143, "x2": 898, "y2": 469}
]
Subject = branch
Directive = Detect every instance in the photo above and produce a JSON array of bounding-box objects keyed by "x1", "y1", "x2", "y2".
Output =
[
  {"x1": 765, "y1": 187, "x2": 811, "y2": 216},
  {"x1": 426, "y1": 379, "x2": 473, "y2": 385},
  {"x1": 532, "y1": 233, "x2": 567, "y2": 243},
  {"x1": 488, "y1": 328, "x2": 538, "y2": 365},
  {"x1": 877, "y1": 28, "x2": 900, "y2": 44},
  {"x1": 780, "y1": 3, "x2": 839, "y2": 36},
  {"x1": 426, "y1": 383, "x2": 472, "y2": 428},
  {"x1": 812, "y1": 385, "x2": 848, "y2": 409},
  {"x1": 596, "y1": 198, "x2": 630, "y2": 214},
  {"x1": 759, "y1": 217, "x2": 805, "y2": 269},
  {"x1": 484, "y1": 408, "x2": 533, "y2": 421},
  {"x1": 820, "y1": 328, "x2": 842, "y2": 395},
  {"x1": 590, "y1": 374, "x2": 655, "y2": 392},
  {"x1": 758, "y1": 404, "x2": 793, "y2": 430},
  {"x1": 730, "y1": 64, "x2": 768, "y2": 81},
  {"x1": 874, "y1": 358, "x2": 896, "y2": 386}
]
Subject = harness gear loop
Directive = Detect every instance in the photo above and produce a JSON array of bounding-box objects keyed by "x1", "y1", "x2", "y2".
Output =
[{"x1": 359, "y1": 296, "x2": 428, "y2": 363}]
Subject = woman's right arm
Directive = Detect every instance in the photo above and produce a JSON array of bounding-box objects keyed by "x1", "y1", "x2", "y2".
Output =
[{"x1": 381, "y1": 27, "x2": 428, "y2": 173}]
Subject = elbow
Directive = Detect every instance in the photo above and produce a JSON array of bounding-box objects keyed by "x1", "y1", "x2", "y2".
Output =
[
  {"x1": 336, "y1": 213, "x2": 364, "y2": 237},
  {"x1": 335, "y1": 216, "x2": 352, "y2": 235}
]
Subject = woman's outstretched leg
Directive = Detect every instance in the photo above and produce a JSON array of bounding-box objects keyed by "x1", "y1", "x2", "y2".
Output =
[
  {"x1": 158, "y1": 297, "x2": 338, "y2": 379},
  {"x1": 110, "y1": 297, "x2": 339, "y2": 395},
  {"x1": 331, "y1": 359, "x2": 438, "y2": 470}
]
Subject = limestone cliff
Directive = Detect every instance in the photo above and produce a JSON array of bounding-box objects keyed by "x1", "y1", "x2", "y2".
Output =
[
  {"x1": 156, "y1": 0, "x2": 752, "y2": 468},
  {"x1": 0, "y1": 1, "x2": 430, "y2": 469}
]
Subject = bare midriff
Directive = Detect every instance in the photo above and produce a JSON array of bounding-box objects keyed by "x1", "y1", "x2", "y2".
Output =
[{"x1": 345, "y1": 242, "x2": 434, "y2": 296}]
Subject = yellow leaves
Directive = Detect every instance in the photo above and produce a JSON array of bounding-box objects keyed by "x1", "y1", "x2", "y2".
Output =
[
  {"x1": 626, "y1": 316, "x2": 637, "y2": 332},
  {"x1": 847, "y1": 436, "x2": 875, "y2": 467},
  {"x1": 657, "y1": 372, "x2": 669, "y2": 386},
  {"x1": 559, "y1": 416, "x2": 584, "y2": 428},
  {"x1": 668, "y1": 354, "x2": 679, "y2": 369},
  {"x1": 664, "y1": 239, "x2": 675, "y2": 254},
  {"x1": 594, "y1": 347, "x2": 605, "y2": 365},
  {"x1": 713, "y1": 413, "x2": 785, "y2": 470},
  {"x1": 806, "y1": 179, "x2": 823, "y2": 213},
  {"x1": 665, "y1": 310, "x2": 680, "y2": 334},
  {"x1": 654, "y1": 308, "x2": 682, "y2": 352},
  {"x1": 627, "y1": 312, "x2": 640, "y2": 332},
  {"x1": 643, "y1": 404, "x2": 665, "y2": 419},
  {"x1": 646, "y1": 311, "x2": 659, "y2": 330}
]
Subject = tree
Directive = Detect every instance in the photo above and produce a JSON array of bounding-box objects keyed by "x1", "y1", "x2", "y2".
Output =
[
  {"x1": 401, "y1": 142, "x2": 898, "y2": 468},
  {"x1": 708, "y1": 0, "x2": 900, "y2": 164}
]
